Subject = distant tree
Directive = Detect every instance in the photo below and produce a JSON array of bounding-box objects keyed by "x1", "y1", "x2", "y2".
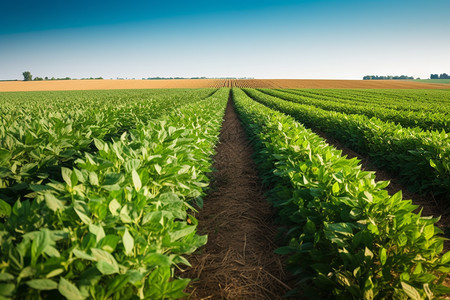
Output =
[
  {"x1": 363, "y1": 75, "x2": 413, "y2": 80},
  {"x1": 33, "y1": 77, "x2": 43, "y2": 81},
  {"x1": 45, "y1": 76, "x2": 48, "y2": 80},
  {"x1": 440, "y1": 73, "x2": 449, "y2": 79},
  {"x1": 22, "y1": 71, "x2": 32, "y2": 81},
  {"x1": 430, "y1": 74, "x2": 439, "y2": 79}
]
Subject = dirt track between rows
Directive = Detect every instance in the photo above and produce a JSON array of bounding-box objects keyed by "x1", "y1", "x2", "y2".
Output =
[
  {"x1": 1, "y1": 78, "x2": 448, "y2": 92},
  {"x1": 184, "y1": 94, "x2": 290, "y2": 299}
]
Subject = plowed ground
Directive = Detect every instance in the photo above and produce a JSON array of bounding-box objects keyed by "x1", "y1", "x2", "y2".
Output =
[{"x1": 1, "y1": 79, "x2": 448, "y2": 92}]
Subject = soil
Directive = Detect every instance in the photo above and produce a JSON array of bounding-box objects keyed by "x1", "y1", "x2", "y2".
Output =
[
  {"x1": 1, "y1": 79, "x2": 448, "y2": 92},
  {"x1": 183, "y1": 94, "x2": 292, "y2": 299}
]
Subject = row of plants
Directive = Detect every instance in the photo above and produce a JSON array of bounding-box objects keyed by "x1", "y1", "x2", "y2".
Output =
[
  {"x1": 232, "y1": 88, "x2": 450, "y2": 299},
  {"x1": 282, "y1": 89, "x2": 450, "y2": 114},
  {"x1": 0, "y1": 88, "x2": 229, "y2": 299},
  {"x1": 0, "y1": 89, "x2": 217, "y2": 205},
  {"x1": 258, "y1": 89, "x2": 449, "y2": 132},
  {"x1": 243, "y1": 88, "x2": 450, "y2": 201}
]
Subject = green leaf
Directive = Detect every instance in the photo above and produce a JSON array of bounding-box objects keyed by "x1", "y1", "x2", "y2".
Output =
[
  {"x1": 148, "y1": 266, "x2": 170, "y2": 286},
  {"x1": 132, "y1": 169, "x2": 141, "y2": 191},
  {"x1": 165, "y1": 278, "x2": 190, "y2": 298},
  {"x1": 97, "y1": 235, "x2": 120, "y2": 252},
  {"x1": 61, "y1": 167, "x2": 73, "y2": 187},
  {"x1": 108, "y1": 199, "x2": 121, "y2": 216},
  {"x1": 326, "y1": 222, "x2": 353, "y2": 235},
  {"x1": 0, "y1": 273, "x2": 14, "y2": 282},
  {"x1": 423, "y1": 225, "x2": 434, "y2": 240},
  {"x1": 143, "y1": 253, "x2": 172, "y2": 267},
  {"x1": 123, "y1": 228, "x2": 134, "y2": 256},
  {"x1": 97, "y1": 261, "x2": 119, "y2": 275},
  {"x1": 304, "y1": 218, "x2": 316, "y2": 234},
  {"x1": 73, "y1": 249, "x2": 96, "y2": 261},
  {"x1": 364, "y1": 247, "x2": 374, "y2": 259},
  {"x1": 26, "y1": 279, "x2": 58, "y2": 290},
  {"x1": 44, "y1": 193, "x2": 65, "y2": 212},
  {"x1": 89, "y1": 224, "x2": 105, "y2": 243},
  {"x1": 89, "y1": 172, "x2": 99, "y2": 186},
  {"x1": 18, "y1": 266, "x2": 36, "y2": 279},
  {"x1": 379, "y1": 248, "x2": 387, "y2": 266},
  {"x1": 413, "y1": 262, "x2": 423, "y2": 275},
  {"x1": 44, "y1": 245, "x2": 60, "y2": 257},
  {"x1": 74, "y1": 206, "x2": 91, "y2": 224},
  {"x1": 401, "y1": 282, "x2": 421, "y2": 300},
  {"x1": 119, "y1": 205, "x2": 132, "y2": 223},
  {"x1": 58, "y1": 277, "x2": 85, "y2": 300},
  {"x1": 46, "y1": 268, "x2": 64, "y2": 278},
  {"x1": 0, "y1": 199, "x2": 11, "y2": 218},
  {"x1": 332, "y1": 182, "x2": 340, "y2": 195},
  {"x1": 154, "y1": 164, "x2": 162, "y2": 175},
  {"x1": 0, "y1": 283, "x2": 15, "y2": 297},
  {"x1": 91, "y1": 248, "x2": 119, "y2": 274},
  {"x1": 31, "y1": 229, "x2": 51, "y2": 264},
  {"x1": 441, "y1": 251, "x2": 450, "y2": 264},
  {"x1": 169, "y1": 225, "x2": 195, "y2": 242},
  {"x1": 127, "y1": 270, "x2": 145, "y2": 284},
  {"x1": 429, "y1": 159, "x2": 437, "y2": 169}
]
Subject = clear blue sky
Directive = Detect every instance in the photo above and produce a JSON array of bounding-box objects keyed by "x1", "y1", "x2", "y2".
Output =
[{"x1": 1, "y1": 0, "x2": 449, "y2": 80}]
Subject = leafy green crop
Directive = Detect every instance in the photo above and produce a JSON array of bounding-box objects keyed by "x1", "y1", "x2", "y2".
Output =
[
  {"x1": 0, "y1": 88, "x2": 228, "y2": 299},
  {"x1": 243, "y1": 88, "x2": 450, "y2": 201},
  {"x1": 0, "y1": 89, "x2": 216, "y2": 205},
  {"x1": 258, "y1": 88, "x2": 449, "y2": 132},
  {"x1": 232, "y1": 88, "x2": 449, "y2": 299}
]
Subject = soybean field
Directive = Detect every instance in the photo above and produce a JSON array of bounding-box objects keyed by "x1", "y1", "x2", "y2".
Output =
[{"x1": 0, "y1": 87, "x2": 449, "y2": 299}]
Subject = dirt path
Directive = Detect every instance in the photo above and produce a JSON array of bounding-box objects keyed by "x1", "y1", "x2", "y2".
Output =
[{"x1": 185, "y1": 94, "x2": 291, "y2": 299}]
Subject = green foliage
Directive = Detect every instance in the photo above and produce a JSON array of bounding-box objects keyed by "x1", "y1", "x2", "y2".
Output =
[
  {"x1": 0, "y1": 88, "x2": 216, "y2": 205},
  {"x1": 244, "y1": 88, "x2": 450, "y2": 200},
  {"x1": 0, "y1": 88, "x2": 228, "y2": 299},
  {"x1": 22, "y1": 71, "x2": 32, "y2": 81},
  {"x1": 258, "y1": 88, "x2": 450, "y2": 132},
  {"x1": 232, "y1": 88, "x2": 449, "y2": 299}
]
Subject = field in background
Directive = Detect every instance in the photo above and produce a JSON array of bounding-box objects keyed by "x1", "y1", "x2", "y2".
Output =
[
  {"x1": 413, "y1": 79, "x2": 450, "y2": 84},
  {"x1": 1, "y1": 78, "x2": 450, "y2": 92}
]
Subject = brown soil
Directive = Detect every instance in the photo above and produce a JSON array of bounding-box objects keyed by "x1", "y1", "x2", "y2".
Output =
[
  {"x1": 184, "y1": 94, "x2": 291, "y2": 299},
  {"x1": 0, "y1": 79, "x2": 222, "y2": 92},
  {"x1": 1, "y1": 79, "x2": 448, "y2": 92},
  {"x1": 313, "y1": 129, "x2": 450, "y2": 251}
]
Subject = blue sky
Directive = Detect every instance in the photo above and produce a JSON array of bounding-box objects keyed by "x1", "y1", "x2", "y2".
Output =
[{"x1": 1, "y1": 0, "x2": 449, "y2": 80}]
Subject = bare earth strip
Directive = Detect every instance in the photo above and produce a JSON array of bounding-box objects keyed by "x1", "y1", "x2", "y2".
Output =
[
  {"x1": 1, "y1": 79, "x2": 449, "y2": 92},
  {"x1": 184, "y1": 95, "x2": 290, "y2": 299},
  {"x1": 0, "y1": 79, "x2": 222, "y2": 92}
]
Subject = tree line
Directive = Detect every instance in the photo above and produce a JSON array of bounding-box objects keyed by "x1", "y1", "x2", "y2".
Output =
[
  {"x1": 22, "y1": 71, "x2": 103, "y2": 81},
  {"x1": 430, "y1": 73, "x2": 449, "y2": 79},
  {"x1": 363, "y1": 75, "x2": 414, "y2": 80}
]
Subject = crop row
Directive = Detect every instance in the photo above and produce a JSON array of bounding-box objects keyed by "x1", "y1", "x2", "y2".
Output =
[
  {"x1": 243, "y1": 88, "x2": 450, "y2": 201},
  {"x1": 282, "y1": 89, "x2": 450, "y2": 114},
  {"x1": 258, "y1": 89, "x2": 449, "y2": 132},
  {"x1": 232, "y1": 88, "x2": 449, "y2": 299},
  {"x1": 0, "y1": 89, "x2": 217, "y2": 206},
  {"x1": 0, "y1": 89, "x2": 229, "y2": 299}
]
